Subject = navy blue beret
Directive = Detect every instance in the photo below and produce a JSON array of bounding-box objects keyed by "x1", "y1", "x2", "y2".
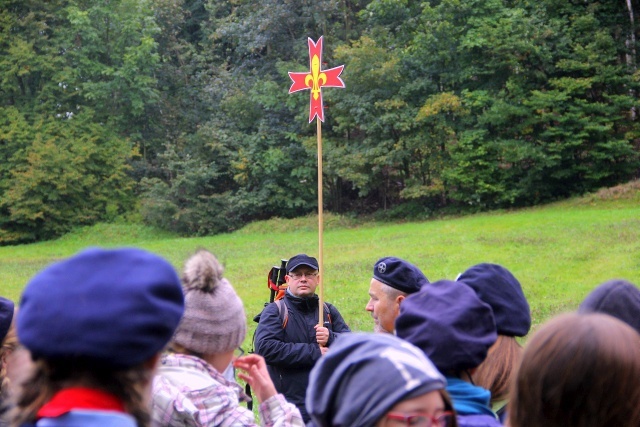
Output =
[
  {"x1": 17, "y1": 248, "x2": 184, "y2": 368},
  {"x1": 373, "y1": 256, "x2": 429, "y2": 294},
  {"x1": 457, "y1": 263, "x2": 531, "y2": 337},
  {"x1": 307, "y1": 333, "x2": 446, "y2": 427},
  {"x1": 286, "y1": 254, "x2": 319, "y2": 273},
  {"x1": 0, "y1": 296, "x2": 15, "y2": 343},
  {"x1": 578, "y1": 279, "x2": 640, "y2": 334},
  {"x1": 396, "y1": 280, "x2": 497, "y2": 373}
]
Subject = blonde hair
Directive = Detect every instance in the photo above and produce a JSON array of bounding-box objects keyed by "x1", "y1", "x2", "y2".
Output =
[{"x1": 473, "y1": 335, "x2": 523, "y2": 403}]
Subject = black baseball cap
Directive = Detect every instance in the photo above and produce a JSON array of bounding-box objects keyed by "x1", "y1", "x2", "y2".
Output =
[{"x1": 286, "y1": 254, "x2": 319, "y2": 273}]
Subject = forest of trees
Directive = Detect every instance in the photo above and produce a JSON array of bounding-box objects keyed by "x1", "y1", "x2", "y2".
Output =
[{"x1": 1, "y1": 0, "x2": 639, "y2": 244}]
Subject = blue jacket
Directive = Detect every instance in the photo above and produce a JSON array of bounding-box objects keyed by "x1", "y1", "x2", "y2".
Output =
[
  {"x1": 446, "y1": 377, "x2": 502, "y2": 427},
  {"x1": 254, "y1": 291, "x2": 350, "y2": 422},
  {"x1": 22, "y1": 410, "x2": 136, "y2": 427}
]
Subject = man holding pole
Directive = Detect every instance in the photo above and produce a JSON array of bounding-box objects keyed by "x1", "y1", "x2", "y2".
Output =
[
  {"x1": 269, "y1": 37, "x2": 347, "y2": 422},
  {"x1": 254, "y1": 253, "x2": 350, "y2": 422}
]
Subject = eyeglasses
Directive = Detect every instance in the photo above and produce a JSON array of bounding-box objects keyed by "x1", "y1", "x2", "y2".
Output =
[
  {"x1": 233, "y1": 347, "x2": 245, "y2": 359},
  {"x1": 385, "y1": 412, "x2": 453, "y2": 427},
  {"x1": 288, "y1": 271, "x2": 319, "y2": 279}
]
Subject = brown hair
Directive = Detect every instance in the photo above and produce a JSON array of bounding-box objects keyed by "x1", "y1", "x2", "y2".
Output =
[
  {"x1": 440, "y1": 389, "x2": 459, "y2": 427},
  {"x1": 473, "y1": 335, "x2": 523, "y2": 403},
  {"x1": 0, "y1": 311, "x2": 18, "y2": 399},
  {"x1": 508, "y1": 313, "x2": 640, "y2": 427},
  {"x1": 12, "y1": 358, "x2": 155, "y2": 427}
]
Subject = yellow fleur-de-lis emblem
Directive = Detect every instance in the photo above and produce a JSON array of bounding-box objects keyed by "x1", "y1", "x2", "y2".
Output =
[{"x1": 305, "y1": 54, "x2": 327, "y2": 101}]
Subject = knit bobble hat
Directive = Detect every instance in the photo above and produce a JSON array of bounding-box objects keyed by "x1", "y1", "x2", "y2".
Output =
[
  {"x1": 373, "y1": 256, "x2": 429, "y2": 294},
  {"x1": 578, "y1": 279, "x2": 640, "y2": 334},
  {"x1": 457, "y1": 263, "x2": 531, "y2": 337},
  {"x1": 173, "y1": 249, "x2": 247, "y2": 354},
  {"x1": 396, "y1": 280, "x2": 497, "y2": 373},
  {"x1": 307, "y1": 333, "x2": 446, "y2": 427}
]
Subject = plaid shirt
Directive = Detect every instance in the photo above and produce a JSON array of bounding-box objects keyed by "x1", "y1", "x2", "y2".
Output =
[{"x1": 152, "y1": 353, "x2": 304, "y2": 427}]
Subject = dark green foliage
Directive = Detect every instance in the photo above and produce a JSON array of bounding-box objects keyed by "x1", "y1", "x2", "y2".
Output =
[
  {"x1": 401, "y1": 0, "x2": 640, "y2": 208},
  {"x1": 2, "y1": 0, "x2": 639, "y2": 241},
  {"x1": 0, "y1": 0, "x2": 144, "y2": 243},
  {"x1": 0, "y1": 110, "x2": 134, "y2": 243}
]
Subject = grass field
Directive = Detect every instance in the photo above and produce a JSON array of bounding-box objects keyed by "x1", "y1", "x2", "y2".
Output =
[{"x1": 1, "y1": 181, "x2": 639, "y2": 348}]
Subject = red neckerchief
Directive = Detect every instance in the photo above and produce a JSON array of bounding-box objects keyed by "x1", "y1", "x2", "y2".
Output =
[{"x1": 37, "y1": 387, "x2": 126, "y2": 419}]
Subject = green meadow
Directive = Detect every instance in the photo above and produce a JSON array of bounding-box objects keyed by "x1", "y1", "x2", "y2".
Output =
[{"x1": 1, "y1": 182, "x2": 639, "y2": 346}]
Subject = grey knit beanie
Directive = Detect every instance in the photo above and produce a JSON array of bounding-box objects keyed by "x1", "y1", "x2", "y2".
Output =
[{"x1": 173, "y1": 249, "x2": 247, "y2": 354}]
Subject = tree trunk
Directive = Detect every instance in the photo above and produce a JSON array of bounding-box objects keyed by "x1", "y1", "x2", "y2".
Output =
[{"x1": 626, "y1": 0, "x2": 637, "y2": 119}]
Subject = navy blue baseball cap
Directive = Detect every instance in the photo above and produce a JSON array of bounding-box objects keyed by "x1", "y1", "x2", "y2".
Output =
[
  {"x1": 0, "y1": 297, "x2": 14, "y2": 343},
  {"x1": 286, "y1": 254, "x2": 319, "y2": 273},
  {"x1": 457, "y1": 263, "x2": 531, "y2": 337},
  {"x1": 17, "y1": 248, "x2": 185, "y2": 368},
  {"x1": 307, "y1": 333, "x2": 446, "y2": 427},
  {"x1": 578, "y1": 279, "x2": 640, "y2": 334},
  {"x1": 373, "y1": 257, "x2": 429, "y2": 294},
  {"x1": 396, "y1": 280, "x2": 497, "y2": 373}
]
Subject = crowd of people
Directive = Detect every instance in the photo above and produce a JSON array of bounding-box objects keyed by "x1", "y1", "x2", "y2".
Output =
[{"x1": 0, "y1": 247, "x2": 639, "y2": 427}]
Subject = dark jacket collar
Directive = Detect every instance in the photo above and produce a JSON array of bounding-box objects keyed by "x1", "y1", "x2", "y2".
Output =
[{"x1": 285, "y1": 288, "x2": 319, "y2": 312}]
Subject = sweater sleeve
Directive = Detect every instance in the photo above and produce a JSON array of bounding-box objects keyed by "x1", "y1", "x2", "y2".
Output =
[{"x1": 258, "y1": 394, "x2": 305, "y2": 427}]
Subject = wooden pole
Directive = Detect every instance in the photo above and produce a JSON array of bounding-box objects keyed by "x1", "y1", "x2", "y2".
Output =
[{"x1": 317, "y1": 118, "x2": 324, "y2": 326}]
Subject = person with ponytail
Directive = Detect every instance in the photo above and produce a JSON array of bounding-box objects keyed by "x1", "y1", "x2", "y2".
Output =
[
  {"x1": 12, "y1": 248, "x2": 185, "y2": 427},
  {"x1": 396, "y1": 280, "x2": 502, "y2": 427},
  {"x1": 151, "y1": 249, "x2": 304, "y2": 427},
  {"x1": 456, "y1": 263, "x2": 531, "y2": 422}
]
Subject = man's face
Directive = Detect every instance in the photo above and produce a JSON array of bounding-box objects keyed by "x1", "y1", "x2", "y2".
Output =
[
  {"x1": 365, "y1": 278, "x2": 404, "y2": 333},
  {"x1": 286, "y1": 266, "x2": 319, "y2": 298}
]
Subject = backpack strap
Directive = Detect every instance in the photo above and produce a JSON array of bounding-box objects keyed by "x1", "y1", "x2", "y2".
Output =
[
  {"x1": 323, "y1": 302, "x2": 332, "y2": 326},
  {"x1": 275, "y1": 299, "x2": 289, "y2": 328}
]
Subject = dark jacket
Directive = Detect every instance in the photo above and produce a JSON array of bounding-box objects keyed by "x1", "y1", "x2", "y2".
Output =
[{"x1": 254, "y1": 290, "x2": 350, "y2": 422}]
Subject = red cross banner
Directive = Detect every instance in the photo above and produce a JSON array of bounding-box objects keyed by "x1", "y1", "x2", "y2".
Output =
[
  {"x1": 288, "y1": 36, "x2": 345, "y2": 327},
  {"x1": 288, "y1": 36, "x2": 345, "y2": 123}
]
